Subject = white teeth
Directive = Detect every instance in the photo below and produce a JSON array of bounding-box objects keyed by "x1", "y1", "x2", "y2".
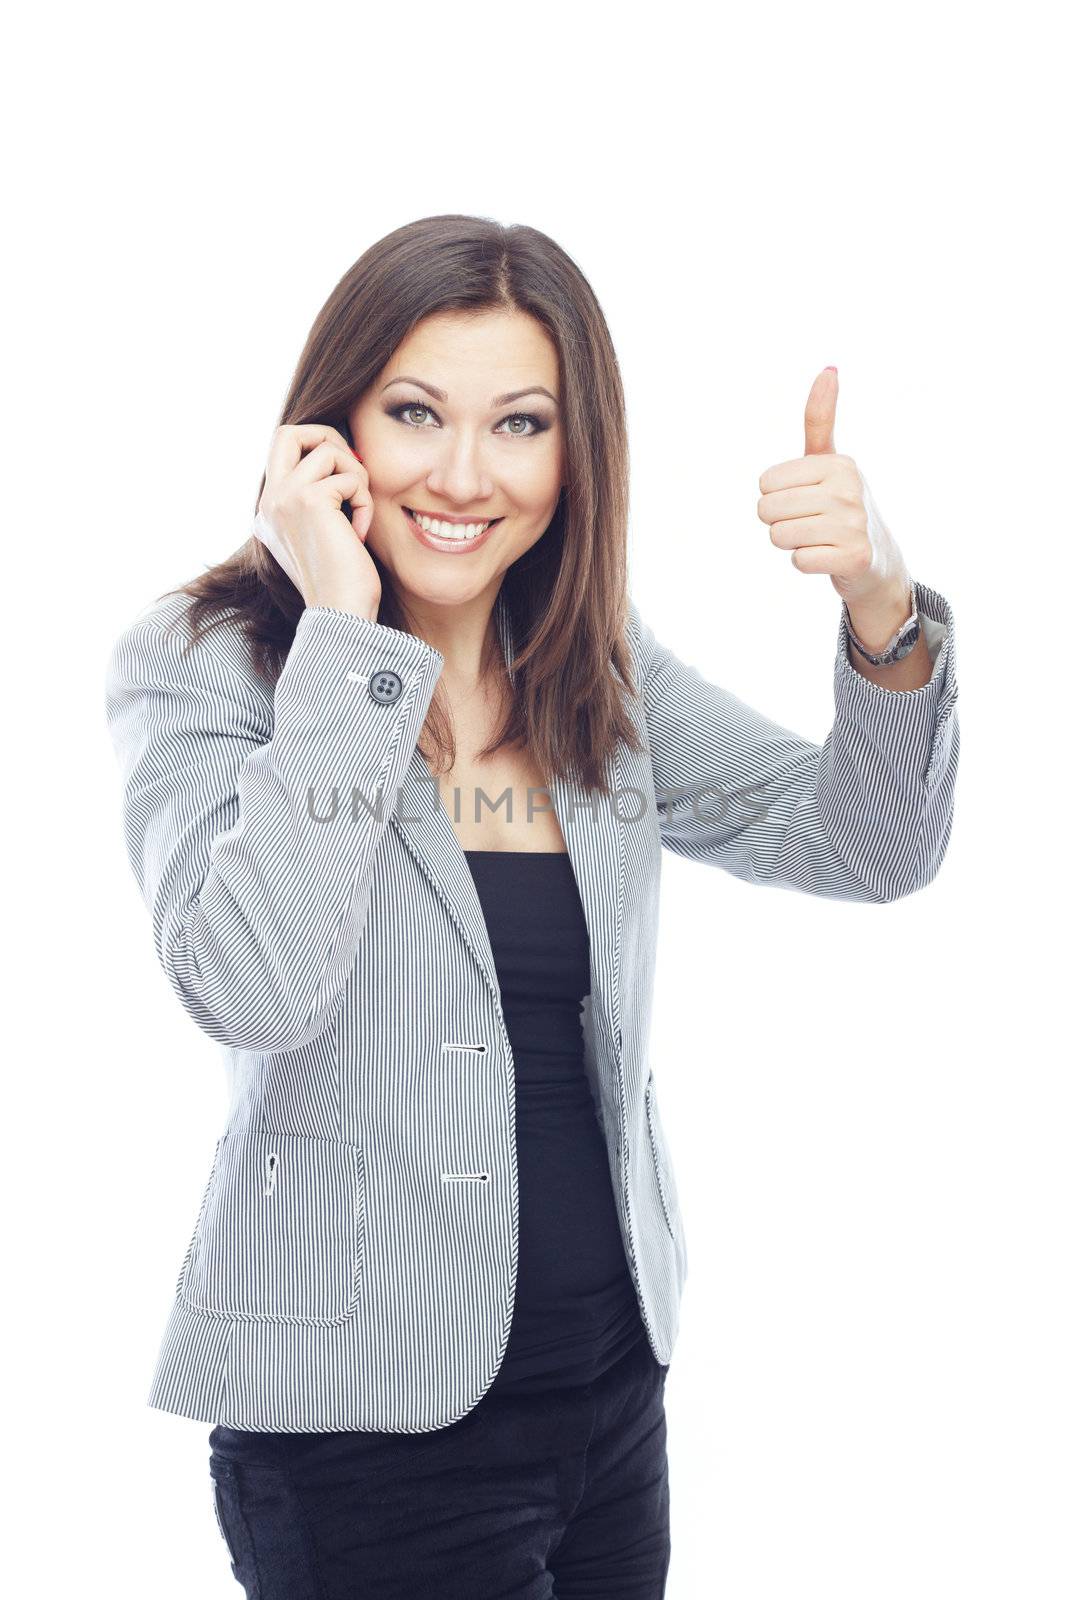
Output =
[{"x1": 409, "y1": 510, "x2": 492, "y2": 541}]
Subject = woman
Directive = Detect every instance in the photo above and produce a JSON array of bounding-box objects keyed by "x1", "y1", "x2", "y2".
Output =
[{"x1": 104, "y1": 214, "x2": 959, "y2": 1598}]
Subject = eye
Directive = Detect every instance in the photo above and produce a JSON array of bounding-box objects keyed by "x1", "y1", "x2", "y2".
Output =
[
  {"x1": 498, "y1": 412, "x2": 544, "y2": 438},
  {"x1": 386, "y1": 401, "x2": 549, "y2": 438},
  {"x1": 388, "y1": 401, "x2": 438, "y2": 429}
]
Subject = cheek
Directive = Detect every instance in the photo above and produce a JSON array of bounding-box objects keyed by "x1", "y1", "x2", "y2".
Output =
[
  {"x1": 506, "y1": 452, "x2": 564, "y2": 506},
  {"x1": 356, "y1": 431, "x2": 420, "y2": 493},
  {"x1": 509, "y1": 521, "x2": 555, "y2": 564},
  {"x1": 350, "y1": 411, "x2": 403, "y2": 460}
]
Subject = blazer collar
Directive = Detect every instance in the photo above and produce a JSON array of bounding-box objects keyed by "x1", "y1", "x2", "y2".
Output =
[{"x1": 392, "y1": 587, "x2": 624, "y2": 1046}]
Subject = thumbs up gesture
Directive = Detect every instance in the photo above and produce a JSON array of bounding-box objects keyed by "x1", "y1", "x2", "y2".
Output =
[{"x1": 756, "y1": 369, "x2": 911, "y2": 613}]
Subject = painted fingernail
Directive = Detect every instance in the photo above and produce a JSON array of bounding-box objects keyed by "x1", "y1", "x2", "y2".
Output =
[
  {"x1": 352, "y1": 448, "x2": 363, "y2": 462},
  {"x1": 825, "y1": 365, "x2": 837, "y2": 372}
]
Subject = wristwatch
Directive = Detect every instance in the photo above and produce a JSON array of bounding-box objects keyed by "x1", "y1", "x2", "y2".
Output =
[{"x1": 843, "y1": 581, "x2": 922, "y2": 666}]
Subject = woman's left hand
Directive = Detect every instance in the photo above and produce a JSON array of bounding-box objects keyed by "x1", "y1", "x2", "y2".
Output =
[{"x1": 756, "y1": 368, "x2": 912, "y2": 614}]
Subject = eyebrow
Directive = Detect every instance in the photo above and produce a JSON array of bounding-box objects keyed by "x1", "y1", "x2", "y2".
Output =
[{"x1": 380, "y1": 376, "x2": 559, "y2": 407}]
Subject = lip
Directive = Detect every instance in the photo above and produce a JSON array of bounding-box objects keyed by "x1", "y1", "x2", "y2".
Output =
[{"x1": 403, "y1": 506, "x2": 502, "y2": 555}]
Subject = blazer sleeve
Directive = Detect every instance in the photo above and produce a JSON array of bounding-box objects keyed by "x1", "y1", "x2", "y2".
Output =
[
  {"x1": 104, "y1": 600, "x2": 444, "y2": 1053},
  {"x1": 628, "y1": 578, "x2": 959, "y2": 902}
]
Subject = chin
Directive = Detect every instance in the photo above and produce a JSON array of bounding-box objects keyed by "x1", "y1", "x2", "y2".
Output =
[{"x1": 382, "y1": 558, "x2": 494, "y2": 607}]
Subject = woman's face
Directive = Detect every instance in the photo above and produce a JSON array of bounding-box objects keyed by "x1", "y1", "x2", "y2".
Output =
[{"x1": 348, "y1": 308, "x2": 565, "y2": 612}]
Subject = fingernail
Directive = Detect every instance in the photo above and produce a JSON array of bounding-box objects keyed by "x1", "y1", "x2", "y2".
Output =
[
  {"x1": 825, "y1": 365, "x2": 837, "y2": 373},
  {"x1": 352, "y1": 448, "x2": 363, "y2": 462}
]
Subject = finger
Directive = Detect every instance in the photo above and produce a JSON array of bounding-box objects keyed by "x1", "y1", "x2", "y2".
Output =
[
  {"x1": 804, "y1": 367, "x2": 838, "y2": 455},
  {"x1": 758, "y1": 456, "x2": 835, "y2": 494},
  {"x1": 350, "y1": 496, "x2": 373, "y2": 541},
  {"x1": 790, "y1": 545, "x2": 840, "y2": 574},
  {"x1": 766, "y1": 513, "x2": 832, "y2": 549},
  {"x1": 756, "y1": 484, "x2": 826, "y2": 524},
  {"x1": 265, "y1": 423, "x2": 353, "y2": 484},
  {"x1": 317, "y1": 464, "x2": 374, "y2": 542},
  {"x1": 289, "y1": 439, "x2": 365, "y2": 490},
  {"x1": 340, "y1": 467, "x2": 377, "y2": 540}
]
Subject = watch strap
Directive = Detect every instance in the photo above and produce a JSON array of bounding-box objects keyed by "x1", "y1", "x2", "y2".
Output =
[{"x1": 843, "y1": 582, "x2": 921, "y2": 666}]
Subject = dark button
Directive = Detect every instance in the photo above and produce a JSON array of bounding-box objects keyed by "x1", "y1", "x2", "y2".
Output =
[{"x1": 368, "y1": 668, "x2": 403, "y2": 704}]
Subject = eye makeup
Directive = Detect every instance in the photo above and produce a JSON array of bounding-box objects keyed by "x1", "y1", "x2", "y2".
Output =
[{"x1": 384, "y1": 399, "x2": 552, "y2": 438}]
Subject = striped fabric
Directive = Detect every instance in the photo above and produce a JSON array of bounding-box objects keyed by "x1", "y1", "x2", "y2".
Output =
[{"x1": 104, "y1": 579, "x2": 959, "y2": 1433}]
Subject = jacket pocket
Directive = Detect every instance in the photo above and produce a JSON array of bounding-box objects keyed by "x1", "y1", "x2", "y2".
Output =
[
  {"x1": 178, "y1": 1129, "x2": 365, "y2": 1324},
  {"x1": 644, "y1": 1074, "x2": 679, "y2": 1238}
]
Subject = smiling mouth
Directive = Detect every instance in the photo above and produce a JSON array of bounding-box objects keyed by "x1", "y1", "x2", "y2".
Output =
[{"x1": 403, "y1": 506, "x2": 504, "y2": 542}]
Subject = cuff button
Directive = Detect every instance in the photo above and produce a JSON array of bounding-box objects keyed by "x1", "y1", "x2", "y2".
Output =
[{"x1": 369, "y1": 669, "x2": 403, "y2": 703}]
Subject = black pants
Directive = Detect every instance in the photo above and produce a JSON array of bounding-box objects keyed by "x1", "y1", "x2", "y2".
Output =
[{"x1": 208, "y1": 1334, "x2": 671, "y2": 1598}]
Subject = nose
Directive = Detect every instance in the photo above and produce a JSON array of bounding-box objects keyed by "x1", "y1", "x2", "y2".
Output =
[{"x1": 423, "y1": 431, "x2": 495, "y2": 507}]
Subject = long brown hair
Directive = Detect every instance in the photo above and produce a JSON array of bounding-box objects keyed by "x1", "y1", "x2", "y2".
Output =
[{"x1": 161, "y1": 214, "x2": 643, "y2": 794}]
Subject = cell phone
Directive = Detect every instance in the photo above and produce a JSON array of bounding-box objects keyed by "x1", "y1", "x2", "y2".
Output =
[{"x1": 336, "y1": 415, "x2": 355, "y2": 522}]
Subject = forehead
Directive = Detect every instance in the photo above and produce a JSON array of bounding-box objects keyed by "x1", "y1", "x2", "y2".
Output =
[{"x1": 383, "y1": 308, "x2": 559, "y2": 390}]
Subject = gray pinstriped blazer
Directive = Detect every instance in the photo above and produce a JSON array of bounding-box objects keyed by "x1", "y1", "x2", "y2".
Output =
[{"x1": 104, "y1": 579, "x2": 958, "y2": 1434}]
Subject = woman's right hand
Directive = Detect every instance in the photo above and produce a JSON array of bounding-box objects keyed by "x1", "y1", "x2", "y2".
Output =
[{"x1": 253, "y1": 423, "x2": 382, "y2": 619}]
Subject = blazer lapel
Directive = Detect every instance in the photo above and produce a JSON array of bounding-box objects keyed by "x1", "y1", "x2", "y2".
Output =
[{"x1": 391, "y1": 590, "x2": 624, "y2": 1051}]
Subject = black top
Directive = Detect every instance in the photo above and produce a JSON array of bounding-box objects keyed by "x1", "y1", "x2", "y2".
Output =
[{"x1": 465, "y1": 848, "x2": 646, "y2": 1394}]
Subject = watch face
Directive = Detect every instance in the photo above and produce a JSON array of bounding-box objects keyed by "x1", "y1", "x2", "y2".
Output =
[{"x1": 891, "y1": 620, "x2": 921, "y2": 661}]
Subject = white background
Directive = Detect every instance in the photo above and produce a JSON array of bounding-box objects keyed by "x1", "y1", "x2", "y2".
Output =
[{"x1": 6, "y1": 1, "x2": 1063, "y2": 1594}]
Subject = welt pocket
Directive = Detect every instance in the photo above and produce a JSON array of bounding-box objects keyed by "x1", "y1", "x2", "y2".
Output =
[{"x1": 178, "y1": 1129, "x2": 365, "y2": 1325}]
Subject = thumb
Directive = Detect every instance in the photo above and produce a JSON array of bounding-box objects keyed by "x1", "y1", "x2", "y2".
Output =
[{"x1": 804, "y1": 367, "x2": 838, "y2": 455}]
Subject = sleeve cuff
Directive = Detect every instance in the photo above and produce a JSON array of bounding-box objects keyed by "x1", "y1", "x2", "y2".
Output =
[
  {"x1": 296, "y1": 605, "x2": 445, "y2": 671},
  {"x1": 835, "y1": 578, "x2": 955, "y2": 701},
  {"x1": 833, "y1": 578, "x2": 959, "y2": 793}
]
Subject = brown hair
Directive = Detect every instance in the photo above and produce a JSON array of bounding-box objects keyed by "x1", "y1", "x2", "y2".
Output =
[{"x1": 160, "y1": 214, "x2": 643, "y2": 794}]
